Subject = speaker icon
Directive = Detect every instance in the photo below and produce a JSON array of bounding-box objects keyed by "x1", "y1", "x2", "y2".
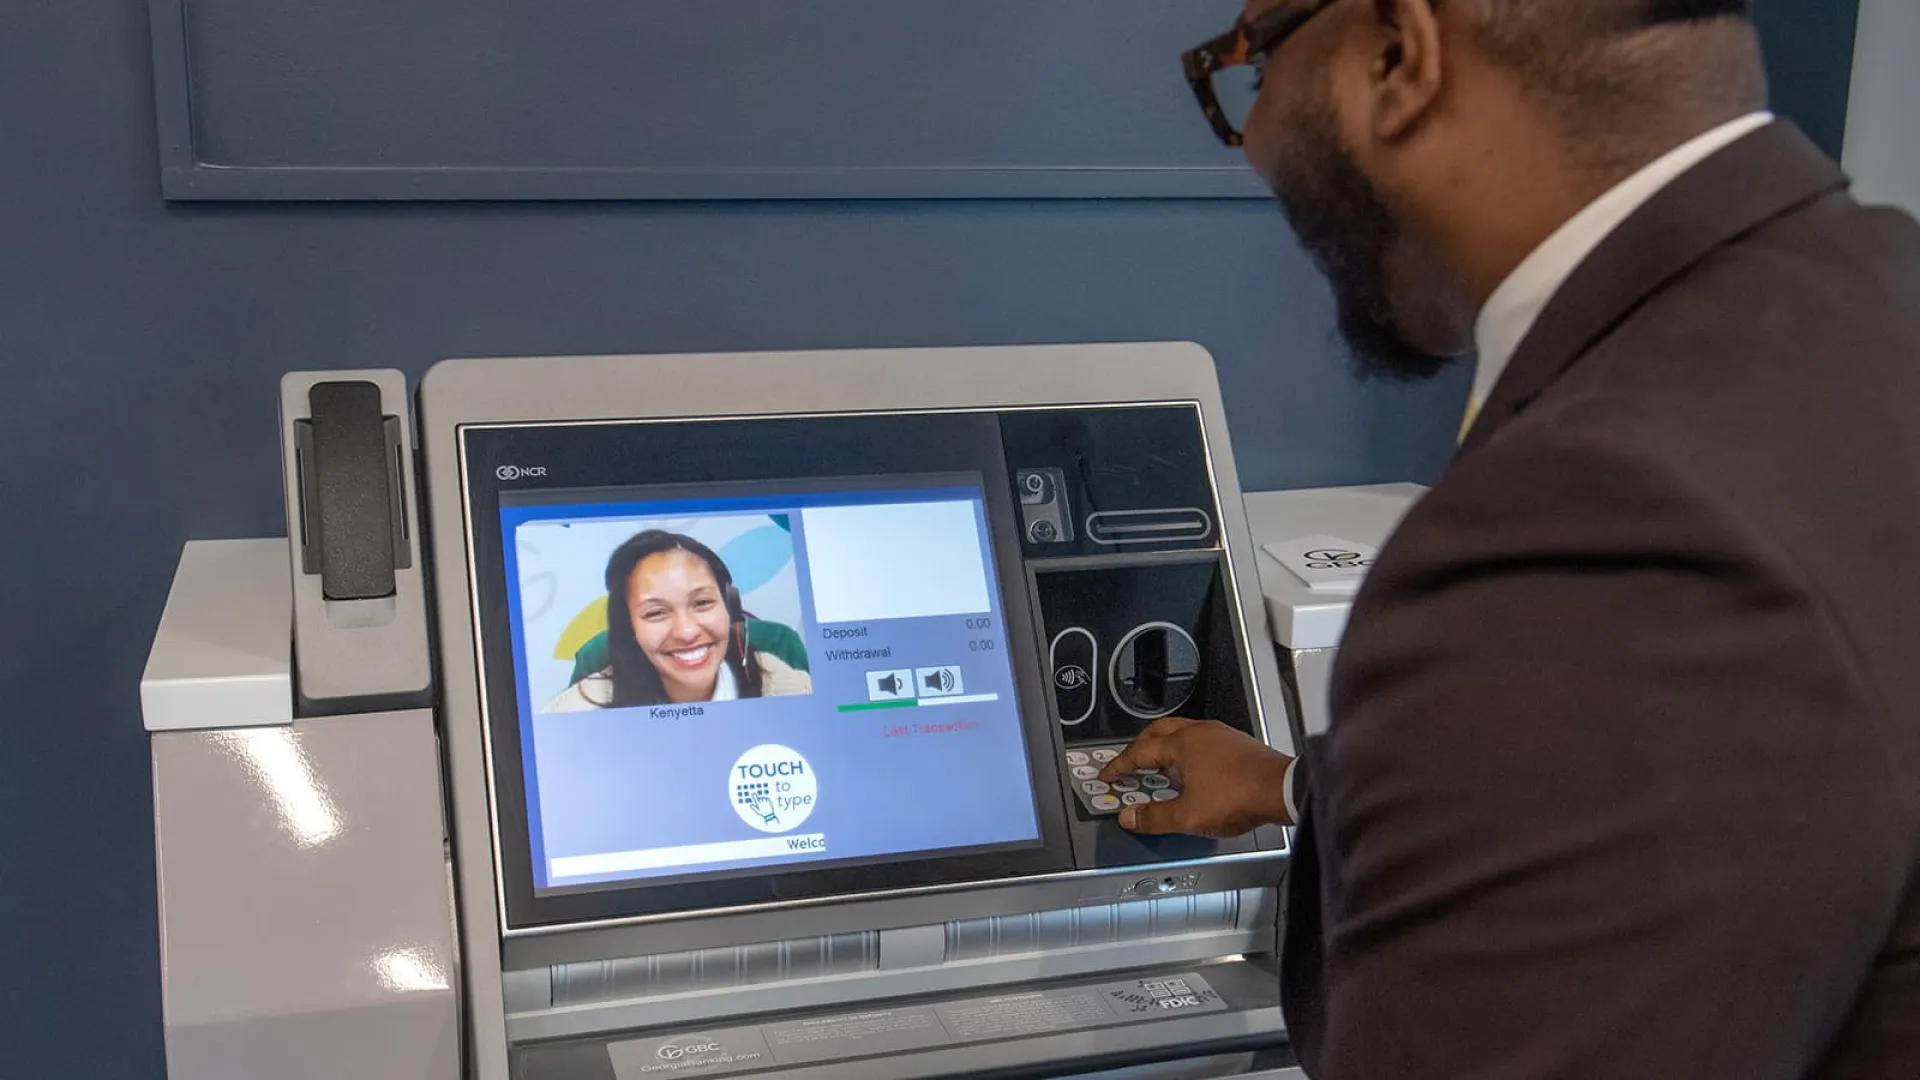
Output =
[
  {"x1": 866, "y1": 669, "x2": 914, "y2": 702},
  {"x1": 915, "y1": 666, "x2": 964, "y2": 698}
]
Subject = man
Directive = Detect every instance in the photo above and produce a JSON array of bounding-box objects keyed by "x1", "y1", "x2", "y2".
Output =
[{"x1": 1102, "y1": 1, "x2": 1920, "y2": 1076}]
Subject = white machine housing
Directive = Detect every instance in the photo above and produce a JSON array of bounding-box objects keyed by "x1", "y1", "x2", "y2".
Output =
[
  {"x1": 1242, "y1": 483, "x2": 1425, "y2": 742},
  {"x1": 139, "y1": 344, "x2": 1422, "y2": 1080}
]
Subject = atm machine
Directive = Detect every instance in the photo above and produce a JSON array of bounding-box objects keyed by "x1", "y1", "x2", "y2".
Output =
[{"x1": 141, "y1": 343, "x2": 1326, "y2": 1080}]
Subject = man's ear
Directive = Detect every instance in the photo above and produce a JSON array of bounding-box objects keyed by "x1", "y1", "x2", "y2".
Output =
[{"x1": 1368, "y1": 0, "x2": 1446, "y2": 141}]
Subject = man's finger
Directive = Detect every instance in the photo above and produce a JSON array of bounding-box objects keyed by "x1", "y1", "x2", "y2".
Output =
[
  {"x1": 1140, "y1": 716, "x2": 1194, "y2": 739},
  {"x1": 1117, "y1": 796, "x2": 1191, "y2": 836},
  {"x1": 1100, "y1": 735, "x2": 1173, "y2": 781},
  {"x1": 1099, "y1": 718, "x2": 1194, "y2": 781}
]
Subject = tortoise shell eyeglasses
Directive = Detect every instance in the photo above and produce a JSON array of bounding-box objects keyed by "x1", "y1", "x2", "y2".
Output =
[{"x1": 1182, "y1": 1, "x2": 1343, "y2": 146}]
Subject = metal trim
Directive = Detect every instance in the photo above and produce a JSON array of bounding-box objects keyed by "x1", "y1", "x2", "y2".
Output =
[
  {"x1": 458, "y1": 398, "x2": 1203, "y2": 435},
  {"x1": 455, "y1": 434, "x2": 515, "y2": 937},
  {"x1": 506, "y1": 941, "x2": 1278, "y2": 1045},
  {"x1": 502, "y1": 849, "x2": 1285, "y2": 940},
  {"x1": 1191, "y1": 406, "x2": 1275, "y2": 749},
  {"x1": 160, "y1": 164, "x2": 1276, "y2": 202}
]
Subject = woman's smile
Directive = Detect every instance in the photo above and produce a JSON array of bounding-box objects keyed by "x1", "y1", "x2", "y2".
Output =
[{"x1": 660, "y1": 641, "x2": 718, "y2": 669}]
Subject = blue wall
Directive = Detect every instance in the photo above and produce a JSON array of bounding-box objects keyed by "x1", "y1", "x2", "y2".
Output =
[{"x1": 0, "y1": 1, "x2": 1854, "y2": 1076}]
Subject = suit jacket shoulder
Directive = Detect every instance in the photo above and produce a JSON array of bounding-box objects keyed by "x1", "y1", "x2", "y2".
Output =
[{"x1": 1291, "y1": 123, "x2": 1920, "y2": 1079}]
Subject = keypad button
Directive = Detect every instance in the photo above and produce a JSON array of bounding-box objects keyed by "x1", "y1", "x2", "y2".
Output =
[
  {"x1": 1090, "y1": 794, "x2": 1121, "y2": 812},
  {"x1": 1135, "y1": 766, "x2": 1160, "y2": 775},
  {"x1": 1091, "y1": 748, "x2": 1119, "y2": 764},
  {"x1": 1065, "y1": 751, "x2": 1091, "y2": 767},
  {"x1": 1071, "y1": 765, "x2": 1099, "y2": 780},
  {"x1": 1120, "y1": 791, "x2": 1151, "y2": 806},
  {"x1": 1110, "y1": 777, "x2": 1141, "y2": 793},
  {"x1": 1151, "y1": 788, "x2": 1180, "y2": 802},
  {"x1": 1080, "y1": 780, "x2": 1111, "y2": 796},
  {"x1": 1140, "y1": 773, "x2": 1172, "y2": 791}
]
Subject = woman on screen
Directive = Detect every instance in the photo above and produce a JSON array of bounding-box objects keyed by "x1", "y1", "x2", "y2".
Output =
[{"x1": 546, "y1": 530, "x2": 812, "y2": 710}]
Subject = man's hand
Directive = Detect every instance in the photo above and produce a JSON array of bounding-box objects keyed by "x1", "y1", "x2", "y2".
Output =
[{"x1": 1098, "y1": 717, "x2": 1293, "y2": 837}]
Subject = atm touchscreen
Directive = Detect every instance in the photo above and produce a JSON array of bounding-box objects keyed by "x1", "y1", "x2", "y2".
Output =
[
  {"x1": 464, "y1": 414, "x2": 1077, "y2": 930},
  {"x1": 504, "y1": 479, "x2": 1039, "y2": 887}
]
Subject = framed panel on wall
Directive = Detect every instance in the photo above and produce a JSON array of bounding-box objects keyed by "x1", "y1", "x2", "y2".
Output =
[
  {"x1": 147, "y1": 0, "x2": 1858, "y2": 202},
  {"x1": 149, "y1": 0, "x2": 1266, "y2": 201}
]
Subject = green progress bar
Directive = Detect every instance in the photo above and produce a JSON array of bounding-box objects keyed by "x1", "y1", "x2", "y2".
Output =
[
  {"x1": 838, "y1": 699, "x2": 919, "y2": 713},
  {"x1": 838, "y1": 693, "x2": 1000, "y2": 713}
]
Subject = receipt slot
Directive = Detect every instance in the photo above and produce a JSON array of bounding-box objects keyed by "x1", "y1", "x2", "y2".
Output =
[{"x1": 142, "y1": 344, "x2": 1307, "y2": 1080}]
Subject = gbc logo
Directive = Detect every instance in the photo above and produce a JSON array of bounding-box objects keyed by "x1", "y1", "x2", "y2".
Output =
[
  {"x1": 656, "y1": 1041, "x2": 722, "y2": 1062},
  {"x1": 495, "y1": 465, "x2": 548, "y2": 482},
  {"x1": 1302, "y1": 548, "x2": 1372, "y2": 571}
]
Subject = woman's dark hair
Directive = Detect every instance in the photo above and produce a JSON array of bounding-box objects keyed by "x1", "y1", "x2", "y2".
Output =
[{"x1": 594, "y1": 530, "x2": 761, "y2": 707}]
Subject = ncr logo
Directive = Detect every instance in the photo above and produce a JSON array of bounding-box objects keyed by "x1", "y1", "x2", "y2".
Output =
[{"x1": 495, "y1": 464, "x2": 548, "y2": 482}]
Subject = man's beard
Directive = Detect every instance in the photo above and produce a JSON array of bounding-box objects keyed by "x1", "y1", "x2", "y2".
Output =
[{"x1": 1271, "y1": 100, "x2": 1455, "y2": 382}]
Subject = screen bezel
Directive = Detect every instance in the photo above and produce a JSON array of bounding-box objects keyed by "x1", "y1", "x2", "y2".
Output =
[{"x1": 459, "y1": 412, "x2": 1077, "y2": 931}]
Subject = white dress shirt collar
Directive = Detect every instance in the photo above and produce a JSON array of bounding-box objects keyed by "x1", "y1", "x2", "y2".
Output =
[{"x1": 1466, "y1": 111, "x2": 1775, "y2": 425}]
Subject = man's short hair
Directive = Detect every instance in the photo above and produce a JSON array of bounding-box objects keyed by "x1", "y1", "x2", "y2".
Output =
[
  {"x1": 1471, "y1": 0, "x2": 1762, "y2": 136},
  {"x1": 1644, "y1": 1, "x2": 1751, "y2": 18},
  {"x1": 1482, "y1": 0, "x2": 1752, "y2": 29}
]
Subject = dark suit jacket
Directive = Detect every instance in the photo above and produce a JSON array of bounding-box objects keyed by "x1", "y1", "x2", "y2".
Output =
[{"x1": 1280, "y1": 121, "x2": 1920, "y2": 1079}]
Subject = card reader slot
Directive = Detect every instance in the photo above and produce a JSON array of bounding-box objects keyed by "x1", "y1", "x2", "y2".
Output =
[
  {"x1": 295, "y1": 381, "x2": 407, "y2": 601},
  {"x1": 1087, "y1": 508, "x2": 1214, "y2": 547}
]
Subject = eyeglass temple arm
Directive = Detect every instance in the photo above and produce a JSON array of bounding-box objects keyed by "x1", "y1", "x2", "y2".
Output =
[{"x1": 1183, "y1": 24, "x2": 1255, "y2": 79}]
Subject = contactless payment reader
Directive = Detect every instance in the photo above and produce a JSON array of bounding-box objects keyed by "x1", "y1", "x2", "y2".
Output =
[{"x1": 141, "y1": 344, "x2": 1308, "y2": 1080}]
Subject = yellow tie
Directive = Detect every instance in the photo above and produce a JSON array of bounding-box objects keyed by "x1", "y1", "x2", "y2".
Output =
[{"x1": 1457, "y1": 396, "x2": 1482, "y2": 444}]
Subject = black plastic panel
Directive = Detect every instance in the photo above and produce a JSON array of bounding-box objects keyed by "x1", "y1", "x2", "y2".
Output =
[
  {"x1": 997, "y1": 405, "x2": 1278, "y2": 867},
  {"x1": 1000, "y1": 406, "x2": 1222, "y2": 560},
  {"x1": 1033, "y1": 558, "x2": 1255, "y2": 747},
  {"x1": 302, "y1": 381, "x2": 397, "y2": 601}
]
